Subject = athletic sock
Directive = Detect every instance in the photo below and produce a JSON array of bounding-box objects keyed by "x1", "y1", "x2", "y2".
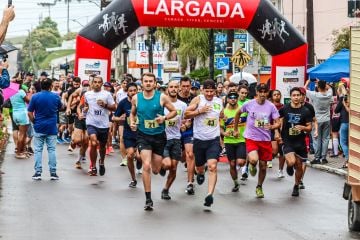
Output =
[
  {"x1": 333, "y1": 138, "x2": 339, "y2": 155},
  {"x1": 145, "y1": 192, "x2": 151, "y2": 200},
  {"x1": 233, "y1": 179, "x2": 239, "y2": 186}
]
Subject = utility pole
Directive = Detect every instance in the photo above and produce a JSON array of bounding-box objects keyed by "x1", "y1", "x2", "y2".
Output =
[
  {"x1": 37, "y1": 2, "x2": 56, "y2": 18},
  {"x1": 28, "y1": 29, "x2": 37, "y2": 74},
  {"x1": 307, "y1": 0, "x2": 315, "y2": 67},
  {"x1": 226, "y1": 30, "x2": 234, "y2": 75},
  {"x1": 209, "y1": 29, "x2": 215, "y2": 80},
  {"x1": 67, "y1": 0, "x2": 70, "y2": 33},
  {"x1": 147, "y1": 27, "x2": 156, "y2": 73}
]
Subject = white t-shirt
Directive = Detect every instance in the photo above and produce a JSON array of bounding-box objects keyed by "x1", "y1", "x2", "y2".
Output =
[
  {"x1": 164, "y1": 99, "x2": 187, "y2": 140},
  {"x1": 193, "y1": 95, "x2": 223, "y2": 141},
  {"x1": 116, "y1": 89, "x2": 127, "y2": 104},
  {"x1": 85, "y1": 90, "x2": 115, "y2": 128}
]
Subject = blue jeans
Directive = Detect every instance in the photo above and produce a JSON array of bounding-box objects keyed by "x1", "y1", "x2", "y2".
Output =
[
  {"x1": 34, "y1": 133, "x2": 57, "y2": 174},
  {"x1": 340, "y1": 123, "x2": 349, "y2": 160},
  {"x1": 315, "y1": 121, "x2": 331, "y2": 160}
]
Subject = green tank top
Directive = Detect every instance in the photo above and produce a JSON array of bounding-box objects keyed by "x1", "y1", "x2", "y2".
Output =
[{"x1": 137, "y1": 91, "x2": 165, "y2": 135}]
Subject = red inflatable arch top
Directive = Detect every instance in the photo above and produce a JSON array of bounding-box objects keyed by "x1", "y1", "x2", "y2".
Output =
[{"x1": 75, "y1": 0, "x2": 307, "y2": 90}]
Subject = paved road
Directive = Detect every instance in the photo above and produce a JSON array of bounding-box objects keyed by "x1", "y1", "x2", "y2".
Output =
[{"x1": 0, "y1": 141, "x2": 357, "y2": 240}]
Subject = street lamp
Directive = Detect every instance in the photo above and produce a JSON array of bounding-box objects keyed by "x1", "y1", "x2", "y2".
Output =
[{"x1": 122, "y1": 41, "x2": 130, "y2": 74}]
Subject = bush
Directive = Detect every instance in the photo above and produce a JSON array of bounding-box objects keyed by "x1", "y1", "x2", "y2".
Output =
[{"x1": 189, "y1": 67, "x2": 222, "y2": 83}]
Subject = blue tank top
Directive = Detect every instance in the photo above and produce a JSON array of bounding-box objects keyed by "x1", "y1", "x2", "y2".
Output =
[{"x1": 137, "y1": 91, "x2": 165, "y2": 135}]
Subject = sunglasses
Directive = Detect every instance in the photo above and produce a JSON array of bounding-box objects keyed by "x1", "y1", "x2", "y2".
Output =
[{"x1": 228, "y1": 96, "x2": 238, "y2": 99}]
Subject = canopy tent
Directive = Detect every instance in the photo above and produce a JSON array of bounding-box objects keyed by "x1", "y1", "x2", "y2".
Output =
[{"x1": 307, "y1": 49, "x2": 349, "y2": 82}]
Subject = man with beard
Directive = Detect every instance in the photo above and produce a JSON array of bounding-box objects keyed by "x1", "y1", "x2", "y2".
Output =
[
  {"x1": 159, "y1": 80, "x2": 187, "y2": 200},
  {"x1": 185, "y1": 79, "x2": 223, "y2": 207},
  {"x1": 279, "y1": 87, "x2": 312, "y2": 197},
  {"x1": 129, "y1": 73, "x2": 176, "y2": 211},
  {"x1": 113, "y1": 82, "x2": 140, "y2": 188},
  {"x1": 234, "y1": 83, "x2": 281, "y2": 198},
  {"x1": 84, "y1": 76, "x2": 116, "y2": 176}
]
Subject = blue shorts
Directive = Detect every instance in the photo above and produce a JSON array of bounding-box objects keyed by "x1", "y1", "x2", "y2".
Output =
[
  {"x1": 87, "y1": 125, "x2": 109, "y2": 144},
  {"x1": 124, "y1": 137, "x2": 137, "y2": 149},
  {"x1": 12, "y1": 111, "x2": 29, "y2": 126}
]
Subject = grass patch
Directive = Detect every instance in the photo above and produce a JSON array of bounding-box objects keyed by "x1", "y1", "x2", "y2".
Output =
[{"x1": 39, "y1": 49, "x2": 75, "y2": 69}]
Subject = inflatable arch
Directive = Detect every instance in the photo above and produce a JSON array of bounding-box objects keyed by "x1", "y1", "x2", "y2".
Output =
[{"x1": 75, "y1": 0, "x2": 307, "y2": 89}]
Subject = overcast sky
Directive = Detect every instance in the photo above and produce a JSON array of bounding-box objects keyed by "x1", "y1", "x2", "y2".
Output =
[{"x1": 2, "y1": 0, "x2": 101, "y2": 38}]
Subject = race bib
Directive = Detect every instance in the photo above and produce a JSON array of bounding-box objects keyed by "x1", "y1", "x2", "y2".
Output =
[
  {"x1": 166, "y1": 119, "x2": 177, "y2": 127},
  {"x1": 94, "y1": 109, "x2": 103, "y2": 116},
  {"x1": 144, "y1": 120, "x2": 159, "y2": 129},
  {"x1": 289, "y1": 127, "x2": 301, "y2": 136},
  {"x1": 254, "y1": 119, "x2": 265, "y2": 128},
  {"x1": 204, "y1": 118, "x2": 217, "y2": 127}
]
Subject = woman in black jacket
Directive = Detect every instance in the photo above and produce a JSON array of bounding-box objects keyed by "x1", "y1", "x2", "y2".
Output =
[{"x1": 335, "y1": 93, "x2": 349, "y2": 168}]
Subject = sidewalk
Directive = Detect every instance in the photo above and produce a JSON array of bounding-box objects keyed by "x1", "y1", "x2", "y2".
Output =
[{"x1": 306, "y1": 153, "x2": 347, "y2": 177}]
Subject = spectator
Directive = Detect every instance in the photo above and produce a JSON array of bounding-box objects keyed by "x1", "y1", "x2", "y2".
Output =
[
  {"x1": 304, "y1": 79, "x2": 333, "y2": 164},
  {"x1": 28, "y1": 78, "x2": 63, "y2": 180},
  {"x1": 335, "y1": 83, "x2": 349, "y2": 168},
  {"x1": 0, "y1": 5, "x2": 15, "y2": 44}
]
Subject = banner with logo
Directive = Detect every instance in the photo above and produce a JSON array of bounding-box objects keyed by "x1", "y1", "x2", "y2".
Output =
[
  {"x1": 163, "y1": 61, "x2": 180, "y2": 73},
  {"x1": 78, "y1": 59, "x2": 108, "y2": 82},
  {"x1": 276, "y1": 66, "x2": 305, "y2": 103}
]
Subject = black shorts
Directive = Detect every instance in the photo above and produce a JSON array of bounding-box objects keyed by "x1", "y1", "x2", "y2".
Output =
[
  {"x1": 193, "y1": 137, "x2": 221, "y2": 167},
  {"x1": 124, "y1": 137, "x2": 137, "y2": 149},
  {"x1": 74, "y1": 118, "x2": 87, "y2": 130},
  {"x1": 278, "y1": 143, "x2": 284, "y2": 157},
  {"x1": 282, "y1": 144, "x2": 308, "y2": 162},
  {"x1": 331, "y1": 117, "x2": 341, "y2": 132},
  {"x1": 225, "y1": 142, "x2": 246, "y2": 161},
  {"x1": 137, "y1": 131, "x2": 166, "y2": 156},
  {"x1": 163, "y1": 139, "x2": 182, "y2": 161},
  {"x1": 10, "y1": 112, "x2": 19, "y2": 131},
  {"x1": 87, "y1": 125, "x2": 109, "y2": 144},
  {"x1": 67, "y1": 115, "x2": 75, "y2": 124}
]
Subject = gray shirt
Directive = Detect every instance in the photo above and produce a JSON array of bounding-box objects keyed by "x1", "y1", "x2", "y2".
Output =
[{"x1": 306, "y1": 88, "x2": 333, "y2": 123}]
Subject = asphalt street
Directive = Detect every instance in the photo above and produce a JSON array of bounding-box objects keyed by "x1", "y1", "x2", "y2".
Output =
[{"x1": 0, "y1": 141, "x2": 357, "y2": 240}]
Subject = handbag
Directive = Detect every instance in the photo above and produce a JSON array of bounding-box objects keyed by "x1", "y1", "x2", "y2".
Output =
[{"x1": 2, "y1": 99, "x2": 12, "y2": 108}]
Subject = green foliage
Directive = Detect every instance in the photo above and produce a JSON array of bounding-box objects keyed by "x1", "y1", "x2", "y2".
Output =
[
  {"x1": 189, "y1": 67, "x2": 222, "y2": 83},
  {"x1": 63, "y1": 32, "x2": 77, "y2": 41},
  {"x1": 39, "y1": 50, "x2": 75, "y2": 69},
  {"x1": 332, "y1": 27, "x2": 350, "y2": 53},
  {"x1": 252, "y1": 40, "x2": 268, "y2": 66},
  {"x1": 21, "y1": 17, "x2": 62, "y2": 71}
]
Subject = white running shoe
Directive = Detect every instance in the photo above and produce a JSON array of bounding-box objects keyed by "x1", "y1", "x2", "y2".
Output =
[{"x1": 277, "y1": 169, "x2": 285, "y2": 178}]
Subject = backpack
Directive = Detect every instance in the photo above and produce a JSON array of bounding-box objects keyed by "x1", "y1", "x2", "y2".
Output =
[{"x1": 0, "y1": 69, "x2": 10, "y2": 89}]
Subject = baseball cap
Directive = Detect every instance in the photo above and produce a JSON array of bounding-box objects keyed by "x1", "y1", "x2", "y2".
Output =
[
  {"x1": 238, "y1": 79, "x2": 249, "y2": 86},
  {"x1": 40, "y1": 71, "x2": 48, "y2": 77},
  {"x1": 103, "y1": 82, "x2": 112, "y2": 87},
  {"x1": 256, "y1": 83, "x2": 269, "y2": 92},
  {"x1": 191, "y1": 81, "x2": 201, "y2": 90},
  {"x1": 82, "y1": 80, "x2": 89, "y2": 87},
  {"x1": 26, "y1": 72, "x2": 34, "y2": 77},
  {"x1": 299, "y1": 87, "x2": 306, "y2": 95}
]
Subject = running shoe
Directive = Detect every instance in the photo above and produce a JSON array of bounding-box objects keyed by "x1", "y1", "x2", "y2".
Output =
[
  {"x1": 27, "y1": 147, "x2": 34, "y2": 155},
  {"x1": 63, "y1": 137, "x2": 71, "y2": 144},
  {"x1": 32, "y1": 172, "x2": 42, "y2": 180},
  {"x1": 159, "y1": 168, "x2": 166, "y2": 177},
  {"x1": 267, "y1": 161, "x2": 273, "y2": 168},
  {"x1": 299, "y1": 181, "x2": 305, "y2": 189},
  {"x1": 129, "y1": 180, "x2": 137, "y2": 188},
  {"x1": 310, "y1": 159, "x2": 321, "y2": 164},
  {"x1": 256, "y1": 186, "x2": 264, "y2": 198},
  {"x1": 277, "y1": 169, "x2": 285, "y2": 178},
  {"x1": 232, "y1": 183, "x2": 240, "y2": 192},
  {"x1": 106, "y1": 148, "x2": 110, "y2": 155},
  {"x1": 144, "y1": 199, "x2": 153, "y2": 211},
  {"x1": 204, "y1": 194, "x2": 214, "y2": 207},
  {"x1": 220, "y1": 147, "x2": 226, "y2": 156},
  {"x1": 185, "y1": 183, "x2": 195, "y2": 195},
  {"x1": 120, "y1": 158, "x2": 127, "y2": 166},
  {"x1": 90, "y1": 167, "x2": 97, "y2": 176},
  {"x1": 109, "y1": 146, "x2": 114, "y2": 153},
  {"x1": 75, "y1": 161, "x2": 81, "y2": 169},
  {"x1": 292, "y1": 185, "x2": 300, "y2": 197},
  {"x1": 321, "y1": 158, "x2": 329, "y2": 164},
  {"x1": 50, "y1": 173, "x2": 59, "y2": 180},
  {"x1": 81, "y1": 157, "x2": 87, "y2": 163},
  {"x1": 196, "y1": 173, "x2": 205, "y2": 185},
  {"x1": 286, "y1": 166, "x2": 294, "y2": 176},
  {"x1": 249, "y1": 164, "x2": 257, "y2": 177},
  {"x1": 99, "y1": 164, "x2": 106, "y2": 176},
  {"x1": 56, "y1": 137, "x2": 64, "y2": 144},
  {"x1": 161, "y1": 189, "x2": 171, "y2": 200},
  {"x1": 136, "y1": 168, "x2": 142, "y2": 175}
]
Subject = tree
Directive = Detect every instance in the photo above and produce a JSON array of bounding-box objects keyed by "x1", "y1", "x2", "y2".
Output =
[
  {"x1": 63, "y1": 32, "x2": 77, "y2": 41},
  {"x1": 21, "y1": 17, "x2": 62, "y2": 71},
  {"x1": 332, "y1": 27, "x2": 350, "y2": 53}
]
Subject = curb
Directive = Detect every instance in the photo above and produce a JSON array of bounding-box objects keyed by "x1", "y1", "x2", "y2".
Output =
[{"x1": 306, "y1": 162, "x2": 347, "y2": 177}]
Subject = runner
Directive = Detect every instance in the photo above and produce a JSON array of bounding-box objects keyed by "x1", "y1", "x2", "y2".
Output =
[
  {"x1": 177, "y1": 76, "x2": 196, "y2": 195},
  {"x1": 279, "y1": 87, "x2": 312, "y2": 197},
  {"x1": 129, "y1": 72, "x2": 176, "y2": 210},
  {"x1": 234, "y1": 83, "x2": 281, "y2": 198},
  {"x1": 160, "y1": 80, "x2": 187, "y2": 200},
  {"x1": 220, "y1": 91, "x2": 247, "y2": 192},
  {"x1": 113, "y1": 82, "x2": 139, "y2": 187},
  {"x1": 185, "y1": 79, "x2": 223, "y2": 207},
  {"x1": 84, "y1": 76, "x2": 116, "y2": 176}
]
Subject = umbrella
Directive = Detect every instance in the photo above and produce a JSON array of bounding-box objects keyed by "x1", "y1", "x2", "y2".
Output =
[
  {"x1": 3, "y1": 82, "x2": 19, "y2": 100},
  {"x1": 0, "y1": 43, "x2": 18, "y2": 55},
  {"x1": 229, "y1": 72, "x2": 257, "y2": 85}
]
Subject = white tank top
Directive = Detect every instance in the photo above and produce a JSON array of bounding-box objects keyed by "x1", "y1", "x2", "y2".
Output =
[{"x1": 193, "y1": 95, "x2": 223, "y2": 140}]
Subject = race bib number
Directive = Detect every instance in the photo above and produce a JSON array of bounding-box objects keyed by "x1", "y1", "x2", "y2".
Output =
[
  {"x1": 94, "y1": 109, "x2": 103, "y2": 116},
  {"x1": 289, "y1": 127, "x2": 301, "y2": 136},
  {"x1": 166, "y1": 119, "x2": 177, "y2": 127},
  {"x1": 204, "y1": 118, "x2": 217, "y2": 127},
  {"x1": 144, "y1": 120, "x2": 159, "y2": 129},
  {"x1": 254, "y1": 120, "x2": 265, "y2": 128}
]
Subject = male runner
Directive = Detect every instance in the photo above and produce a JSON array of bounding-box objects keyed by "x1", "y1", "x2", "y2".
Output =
[{"x1": 130, "y1": 72, "x2": 176, "y2": 210}]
